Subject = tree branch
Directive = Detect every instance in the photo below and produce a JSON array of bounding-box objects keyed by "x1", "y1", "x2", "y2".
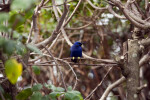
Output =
[
  {"x1": 139, "y1": 38, "x2": 150, "y2": 46},
  {"x1": 108, "y1": 5, "x2": 126, "y2": 19},
  {"x1": 36, "y1": 1, "x2": 69, "y2": 48},
  {"x1": 99, "y1": 76, "x2": 126, "y2": 100},
  {"x1": 86, "y1": 0, "x2": 108, "y2": 10},
  {"x1": 84, "y1": 67, "x2": 113, "y2": 100},
  {"x1": 139, "y1": 51, "x2": 150, "y2": 66}
]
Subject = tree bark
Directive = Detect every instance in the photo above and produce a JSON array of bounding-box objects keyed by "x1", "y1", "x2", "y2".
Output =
[{"x1": 126, "y1": 39, "x2": 140, "y2": 100}]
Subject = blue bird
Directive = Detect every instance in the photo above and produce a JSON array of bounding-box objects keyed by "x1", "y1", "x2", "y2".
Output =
[{"x1": 70, "y1": 41, "x2": 82, "y2": 63}]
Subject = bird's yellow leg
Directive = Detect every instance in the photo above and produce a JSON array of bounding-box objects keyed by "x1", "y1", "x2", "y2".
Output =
[
  {"x1": 72, "y1": 57, "x2": 75, "y2": 60},
  {"x1": 77, "y1": 57, "x2": 81, "y2": 59}
]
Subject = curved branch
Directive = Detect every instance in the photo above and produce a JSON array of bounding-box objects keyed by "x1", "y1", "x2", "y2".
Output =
[
  {"x1": 36, "y1": 1, "x2": 69, "y2": 48},
  {"x1": 139, "y1": 38, "x2": 150, "y2": 46},
  {"x1": 65, "y1": 22, "x2": 92, "y2": 30},
  {"x1": 64, "y1": 0, "x2": 82, "y2": 27},
  {"x1": 84, "y1": 67, "x2": 113, "y2": 100},
  {"x1": 139, "y1": 51, "x2": 150, "y2": 66},
  {"x1": 108, "y1": 5, "x2": 126, "y2": 19},
  {"x1": 99, "y1": 76, "x2": 126, "y2": 100},
  {"x1": 110, "y1": 0, "x2": 150, "y2": 29},
  {"x1": 86, "y1": 0, "x2": 108, "y2": 10}
]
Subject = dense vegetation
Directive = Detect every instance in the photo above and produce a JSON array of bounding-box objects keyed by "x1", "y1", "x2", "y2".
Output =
[{"x1": 0, "y1": 0, "x2": 150, "y2": 100}]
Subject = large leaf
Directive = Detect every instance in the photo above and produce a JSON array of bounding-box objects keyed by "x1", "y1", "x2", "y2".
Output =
[
  {"x1": 5, "y1": 59, "x2": 22, "y2": 84},
  {"x1": 49, "y1": 92, "x2": 63, "y2": 100},
  {"x1": 41, "y1": 95, "x2": 49, "y2": 100},
  {"x1": 32, "y1": 84, "x2": 43, "y2": 92},
  {"x1": 30, "y1": 92, "x2": 42, "y2": 100},
  {"x1": 64, "y1": 90, "x2": 83, "y2": 100},
  {"x1": 3, "y1": 40, "x2": 16, "y2": 55},
  {"x1": 16, "y1": 88, "x2": 33, "y2": 100},
  {"x1": 50, "y1": 85, "x2": 65, "y2": 92}
]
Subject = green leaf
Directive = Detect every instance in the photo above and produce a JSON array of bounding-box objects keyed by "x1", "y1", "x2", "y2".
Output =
[
  {"x1": 5, "y1": 59, "x2": 22, "y2": 84},
  {"x1": 32, "y1": 66, "x2": 40, "y2": 75},
  {"x1": 11, "y1": 0, "x2": 36, "y2": 10},
  {"x1": 9, "y1": 14, "x2": 25, "y2": 29},
  {"x1": 26, "y1": 44, "x2": 42, "y2": 54},
  {"x1": 49, "y1": 92, "x2": 63, "y2": 100},
  {"x1": 15, "y1": 42, "x2": 27, "y2": 55},
  {"x1": 30, "y1": 92, "x2": 42, "y2": 100},
  {"x1": 24, "y1": 9, "x2": 34, "y2": 19},
  {"x1": 64, "y1": 91, "x2": 83, "y2": 100},
  {"x1": 16, "y1": 88, "x2": 33, "y2": 100},
  {"x1": 41, "y1": 95, "x2": 49, "y2": 100},
  {"x1": 55, "y1": 87, "x2": 65, "y2": 92},
  {"x1": 32, "y1": 84, "x2": 43, "y2": 92},
  {"x1": 50, "y1": 85, "x2": 65, "y2": 92},
  {"x1": 67, "y1": 86, "x2": 72, "y2": 91},
  {"x1": 3, "y1": 40, "x2": 16, "y2": 55}
]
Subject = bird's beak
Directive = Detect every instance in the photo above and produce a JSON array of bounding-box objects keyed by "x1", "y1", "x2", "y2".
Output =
[{"x1": 80, "y1": 43, "x2": 82, "y2": 46}]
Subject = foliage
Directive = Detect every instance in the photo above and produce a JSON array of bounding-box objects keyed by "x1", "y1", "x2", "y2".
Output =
[
  {"x1": 0, "y1": 0, "x2": 149, "y2": 99},
  {"x1": 16, "y1": 84, "x2": 83, "y2": 100},
  {"x1": 5, "y1": 59, "x2": 23, "y2": 84}
]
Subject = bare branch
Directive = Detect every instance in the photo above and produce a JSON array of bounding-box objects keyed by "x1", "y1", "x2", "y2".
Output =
[
  {"x1": 63, "y1": 0, "x2": 82, "y2": 27},
  {"x1": 145, "y1": 0, "x2": 148, "y2": 10},
  {"x1": 56, "y1": 58, "x2": 78, "y2": 90},
  {"x1": 36, "y1": 1, "x2": 69, "y2": 48},
  {"x1": 42, "y1": 44, "x2": 67, "y2": 91},
  {"x1": 84, "y1": 67, "x2": 113, "y2": 100},
  {"x1": 139, "y1": 51, "x2": 150, "y2": 66},
  {"x1": 109, "y1": 0, "x2": 150, "y2": 29},
  {"x1": 139, "y1": 38, "x2": 150, "y2": 46},
  {"x1": 86, "y1": 0, "x2": 108, "y2": 10},
  {"x1": 108, "y1": 5, "x2": 126, "y2": 19},
  {"x1": 99, "y1": 76, "x2": 126, "y2": 100},
  {"x1": 65, "y1": 22, "x2": 93, "y2": 30},
  {"x1": 137, "y1": 84, "x2": 147, "y2": 92},
  {"x1": 31, "y1": 0, "x2": 45, "y2": 43}
]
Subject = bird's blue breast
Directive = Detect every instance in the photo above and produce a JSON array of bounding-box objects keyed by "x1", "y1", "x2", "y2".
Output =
[
  {"x1": 70, "y1": 46, "x2": 82, "y2": 57},
  {"x1": 70, "y1": 42, "x2": 82, "y2": 63}
]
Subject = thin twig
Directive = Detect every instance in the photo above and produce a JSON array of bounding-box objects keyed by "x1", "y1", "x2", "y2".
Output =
[
  {"x1": 56, "y1": 58, "x2": 78, "y2": 90},
  {"x1": 36, "y1": 0, "x2": 69, "y2": 48},
  {"x1": 99, "y1": 76, "x2": 126, "y2": 100},
  {"x1": 86, "y1": 0, "x2": 108, "y2": 10},
  {"x1": 63, "y1": 0, "x2": 82, "y2": 27},
  {"x1": 28, "y1": 63, "x2": 117, "y2": 67},
  {"x1": 42, "y1": 45, "x2": 67, "y2": 91},
  {"x1": 21, "y1": 60, "x2": 38, "y2": 83},
  {"x1": 65, "y1": 22, "x2": 93, "y2": 30},
  {"x1": 84, "y1": 67, "x2": 113, "y2": 100}
]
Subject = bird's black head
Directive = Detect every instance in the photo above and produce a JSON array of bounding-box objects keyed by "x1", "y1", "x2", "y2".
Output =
[{"x1": 73, "y1": 41, "x2": 82, "y2": 47}]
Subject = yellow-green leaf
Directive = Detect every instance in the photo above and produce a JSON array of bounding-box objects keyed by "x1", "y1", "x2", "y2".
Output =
[{"x1": 5, "y1": 59, "x2": 22, "y2": 84}]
